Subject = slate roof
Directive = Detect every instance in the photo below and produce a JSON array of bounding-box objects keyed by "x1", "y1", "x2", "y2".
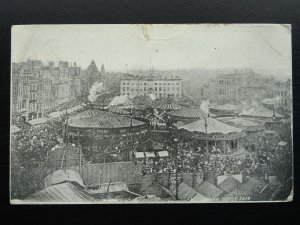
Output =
[{"x1": 196, "y1": 181, "x2": 224, "y2": 199}]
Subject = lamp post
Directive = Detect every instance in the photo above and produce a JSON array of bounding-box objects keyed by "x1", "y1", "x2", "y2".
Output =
[{"x1": 174, "y1": 137, "x2": 179, "y2": 200}]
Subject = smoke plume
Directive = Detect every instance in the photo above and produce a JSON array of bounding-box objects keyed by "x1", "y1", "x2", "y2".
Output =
[
  {"x1": 109, "y1": 95, "x2": 129, "y2": 106},
  {"x1": 200, "y1": 99, "x2": 210, "y2": 114},
  {"x1": 88, "y1": 81, "x2": 105, "y2": 102},
  {"x1": 149, "y1": 93, "x2": 156, "y2": 101}
]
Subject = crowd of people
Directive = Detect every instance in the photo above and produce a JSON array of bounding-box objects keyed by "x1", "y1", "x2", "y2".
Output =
[{"x1": 11, "y1": 118, "x2": 65, "y2": 169}]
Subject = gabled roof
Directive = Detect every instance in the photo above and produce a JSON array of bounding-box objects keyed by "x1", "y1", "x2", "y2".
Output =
[
  {"x1": 196, "y1": 181, "x2": 224, "y2": 199},
  {"x1": 218, "y1": 176, "x2": 242, "y2": 193},
  {"x1": 28, "y1": 182, "x2": 98, "y2": 203},
  {"x1": 170, "y1": 182, "x2": 199, "y2": 201},
  {"x1": 44, "y1": 169, "x2": 84, "y2": 189},
  {"x1": 179, "y1": 117, "x2": 242, "y2": 134}
]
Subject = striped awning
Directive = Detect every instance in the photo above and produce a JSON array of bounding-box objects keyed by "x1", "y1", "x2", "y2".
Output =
[{"x1": 157, "y1": 103, "x2": 181, "y2": 111}]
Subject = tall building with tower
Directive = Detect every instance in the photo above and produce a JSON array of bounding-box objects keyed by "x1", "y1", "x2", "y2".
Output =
[{"x1": 86, "y1": 60, "x2": 101, "y2": 88}]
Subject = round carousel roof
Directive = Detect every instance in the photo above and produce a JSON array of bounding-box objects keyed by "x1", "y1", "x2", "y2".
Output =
[
  {"x1": 69, "y1": 108, "x2": 105, "y2": 120},
  {"x1": 157, "y1": 103, "x2": 181, "y2": 111},
  {"x1": 108, "y1": 105, "x2": 130, "y2": 115},
  {"x1": 68, "y1": 111, "x2": 146, "y2": 130},
  {"x1": 217, "y1": 117, "x2": 265, "y2": 132},
  {"x1": 168, "y1": 106, "x2": 208, "y2": 119},
  {"x1": 240, "y1": 105, "x2": 284, "y2": 118},
  {"x1": 179, "y1": 117, "x2": 242, "y2": 134}
]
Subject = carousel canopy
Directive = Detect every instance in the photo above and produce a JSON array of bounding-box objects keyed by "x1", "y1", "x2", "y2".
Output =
[
  {"x1": 69, "y1": 108, "x2": 105, "y2": 120},
  {"x1": 240, "y1": 105, "x2": 284, "y2": 118},
  {"x1": 179, "y1": 117, "x2": 242, "y2": 134},
  {"x1": 68, "y1": 111, "x2": 146, "y2": 130},
  {"x1": 168, "y1": 106, "x2": 208, "y2": 119},
  {"x1": 155, "y1": 95, "x2": 182, "y2": 111},
  {"x1": 108, "y1": 105, "x2": 130, "y2": 115},
  {"x1": 11, "y1": 125, "x2": 21, "y2": 134},
  {"x1": 217, "y1": 117, "x2": 264, "y2": 132},
  {"x1": 157, "y1": 103, "x2": 181, "y2": 111},
  {"x1": 145, "y1": 112, "x2": 165, "y2": 124},
  {"x1": 210, "y1": 103, "x2": 242, "y2": 112}
]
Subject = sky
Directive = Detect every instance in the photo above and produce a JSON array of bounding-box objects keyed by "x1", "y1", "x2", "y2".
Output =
[{"x1": 11, "y1": 24, "x2": 292, "y2": 79}]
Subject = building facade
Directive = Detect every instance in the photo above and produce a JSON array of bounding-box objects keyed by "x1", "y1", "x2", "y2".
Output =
[
  {"x1": 202, "y1": 71, "x2": 276, "y2": 105},
  {"x1": 11, "y1": 59, "x2": 103, "y2": 121},
  {"x1": 120, "y1": 74, "x2": 182, "y2": 99}
]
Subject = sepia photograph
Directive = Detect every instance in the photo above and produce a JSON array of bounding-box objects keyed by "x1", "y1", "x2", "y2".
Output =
[{"x1": 10, "y1": 24, "x2": 293, "y2": 203}]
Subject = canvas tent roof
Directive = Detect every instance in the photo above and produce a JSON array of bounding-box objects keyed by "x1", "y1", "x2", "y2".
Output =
[
  {"x1": 210, "y1": 103, "x2": 242, "y2": 112},
  {"x1": 134, "y1": 152, "x2": 145, "y2": 159},
  {"x1": 168, "y1": 106, "x2": 208, "y2": 119},
  {"x1": 28, "y1": 117, "x2": 49, "y2": 126},
  {"x1": 196, "y1": 181, "x2": 224, "y2": 199},
  {"x1": 179, "y1": 117, "x2": 242, "y2": 134},
  {"x1": 157, "y1": 102, "x2": 181, "y2": 111},
  {"x1": 145, "y1": 152, "x2": 156, "y2": 158},
  {"x1": 157, "y1": 151, "x2": 169, "y2": 157},
  {"x1": 68, "y1": 111, "x2": 146, "y2": 130},
  {"x1": 28, "y1": 182, "x2": 98, "y2": 203},
  {"x1": 11, "y1": 125, "x2": 21, "y2": 133},
  {"x1": 48, "y1": 111, "x2": 62, "y2": 118},
  {"x1": 240, "y1": 105, "x2": 284, "y2": 118}
]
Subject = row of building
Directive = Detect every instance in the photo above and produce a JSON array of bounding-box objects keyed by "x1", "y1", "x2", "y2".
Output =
[
  {"x1": 201, "y1": 70, "x2": 292, "y2": 113},
  {"x1": 11, "y1": 59, "x2": 105, "y2": 121}
]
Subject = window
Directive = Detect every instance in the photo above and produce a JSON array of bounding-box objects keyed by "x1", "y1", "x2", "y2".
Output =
[
  {"x1": 144, "y1": 83, "x2": 146, "y2": 85},
  {"x1": 155, "y1": 87, "x2": 157, "y2": 91},
  {"x1": 159, "y1": 93, "x2": 162, "y2": 98},
  {"x1": 144, "y1": 87, "x2": 146, "y2": 91},
  {"x1": 172, "y1": 87, "x2": 174, "y2": 90},
  {"x1": 127, "y1": 87, "x2": 129, "y2": 91},
  {"x1": 159, "y1": 87, "x2": 162, "y2": 91},
  {"x1": 123, "y1": 83, "x2": 125, "y2": 85},
  {"x1": 176, "y1": 83, "x2": 179, "y2": 85},
  {"x1": 123, "y1": 87, "x2": 125, "y2": 91},
  {"x1": 155, "y1": 83, "x2": 157, "y2": 85},
  {"x1": 168, "y1": 83, "x2": 170, "y2": 85},
  {"x1": 164, "y1": 83, "x2": 166, "y2": 86},
  {"x1": 167, "y1": 87, "x2": 170, "y2": 91}
]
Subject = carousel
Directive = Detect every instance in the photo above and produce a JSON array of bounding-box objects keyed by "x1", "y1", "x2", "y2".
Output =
[
  {"x1": 177, "y1": 117, "x2": 248, "y2": 159},
  {"x1": 216, "y1": 117, "x2": 265, "y2": 134},
  {"x1": 67, "y1": 108, "x2": 148, "y2": 163},
  {"x1": 167, "y1": 106, "x2": 213, "y2": 123},
  {"x1": 155, "y1": 94, "x2": 182, "y2": 112},
  {"x1": 209, "y1": 103, "x2": 242, "y2": 117}
]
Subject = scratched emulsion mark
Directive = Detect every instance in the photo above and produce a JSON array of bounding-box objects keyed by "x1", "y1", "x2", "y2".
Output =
[{"x1": 140, "y1": 24, "x2": 189, "y2": 42}]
